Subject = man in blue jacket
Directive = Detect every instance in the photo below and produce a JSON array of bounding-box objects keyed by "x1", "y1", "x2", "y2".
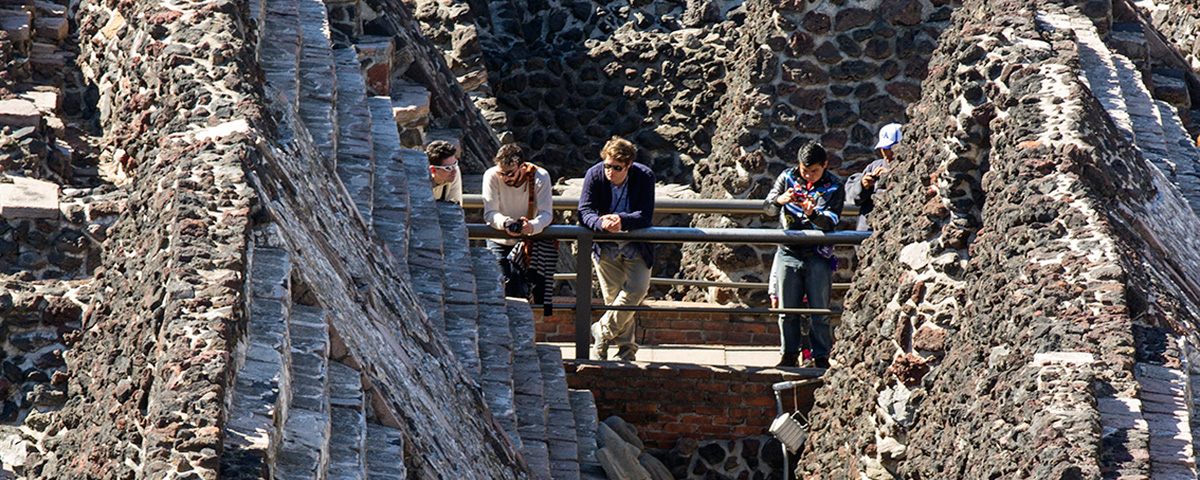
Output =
[
  {"x1": 763, "y1": 142, "x2": 844, "y2": 368},
  {"x1": 578, "y1": 136, "x2": 656, "y2": 361}
]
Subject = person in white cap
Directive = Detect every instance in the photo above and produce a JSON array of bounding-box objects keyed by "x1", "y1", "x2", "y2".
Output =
[{"x1": 846, "y1": 123, "x2": 900, "y2": 231}]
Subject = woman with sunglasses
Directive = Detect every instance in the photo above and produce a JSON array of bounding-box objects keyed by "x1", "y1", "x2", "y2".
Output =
[
  {"x1": 578, "y1": 136, "x2": 656, "y2": 362},
  {"x1": 426, "y1": 140, "x2": 462, "y2": 205}
]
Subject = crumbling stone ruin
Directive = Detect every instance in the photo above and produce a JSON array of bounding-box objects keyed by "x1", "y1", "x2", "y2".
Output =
[{"x1": 0, "y1": 0, "x2": 1197, "y2": 477}]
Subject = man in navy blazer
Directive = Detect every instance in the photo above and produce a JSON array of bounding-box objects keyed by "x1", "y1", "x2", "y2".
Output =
[{"x1": 578, "y1": 136, "x2": 656, "y2": 361}]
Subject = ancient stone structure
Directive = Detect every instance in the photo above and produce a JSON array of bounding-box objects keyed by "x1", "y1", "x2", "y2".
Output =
[
  {"x1": 1, "y1": 0, "x2": 1200, "y2": 477},
  {"x1": 0, "y1": 0, "x2": 599, "y2": 478},
  {"x1": 801, "y1": 0, "x2": 1200, "y2": 478}
]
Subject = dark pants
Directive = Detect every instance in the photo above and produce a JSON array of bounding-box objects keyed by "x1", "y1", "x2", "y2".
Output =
[
  {"x1": 774, "y1": 248, "x2": 833, "y2": 360},
  {"x1": 486, "y1": 240, "x2": 548, "y2": 303}
]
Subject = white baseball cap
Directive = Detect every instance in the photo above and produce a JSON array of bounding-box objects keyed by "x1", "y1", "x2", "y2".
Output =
[{"x1": 875, "y1": 123, "x2": 902, "y2": 150}]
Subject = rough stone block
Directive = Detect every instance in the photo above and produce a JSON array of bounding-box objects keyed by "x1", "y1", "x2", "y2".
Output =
[
  {"x1": 33, "y1": 16, "x2": 66, "y2": 41},
  {"x1": 17, "y1": 91, "x2": 58, "y2": 113},
  {"x1": 0, "y1": 11, "x2": 29, "y2": 42},
  {"x1": 391, "y1": 84, "x2": 431, "y2": 127},
  {"x1": 355, "y1": 39, "x2": 393, "y2": 96},
  {"x1": 0, "y1": 177, "x2": 58, "y2": 219},
  {"x1": 0, "y1": 99, "x2": 41, "y2": 128},
  {"x1": 595, "y1": 442, "x2": 651, "y2": 480}
]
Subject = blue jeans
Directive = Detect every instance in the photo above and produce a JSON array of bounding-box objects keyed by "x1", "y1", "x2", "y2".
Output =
[{"x1": 774, "y1": 248, "x2": 833, "y2": 360}]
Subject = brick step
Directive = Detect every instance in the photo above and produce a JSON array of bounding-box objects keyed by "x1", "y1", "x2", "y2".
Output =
[
  {"x1": 536, "y1": 345, "x2": 581, "y2": 480},
  {"x1": 365, "y1": 424, "x2": 407, "y2": 479},
  {"x1": 333, "y1": 46, "x2": 375, "y2": 226},
  {"x1": 471, "y1": 247, "x2": 522, "y2": 452},
  {"x1": 276, "y1": 303, "x2": 332, "y2": 480},
  {"x1": 508, "y1": 299, "x2": 552, "y2": 480},
  {"x1": 437, "y1": 202, "x2": 481, "y2": 381},
  {"x1": 567, "y1": 389, "x2": 603, "y2": 478},
  {"x1": 398, "y1": 145, "x2": 446, "y2": 329},
  {"x1": 328, "y1": 362, "x2": 368, "y2": 480},
  {"x1": 222, "y1": 244, "x2": 293, "y2": 479},
  {"x1": 296, "y1": 0, "x2": 337, "y2": 162},
  {"x1": 259, "y1": 0, "x2": 301, "y2": 105},
  {"x1": 1153, "y1": 100, "x2": 1200, "y2": 215},
  {"x1": 368, "y1": 96, "x2": 410, "y2": 265}
]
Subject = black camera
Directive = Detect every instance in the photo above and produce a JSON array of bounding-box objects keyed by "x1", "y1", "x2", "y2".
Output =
[{"x1": 504, "y1": 218, "x2": 524, "y2": 234}]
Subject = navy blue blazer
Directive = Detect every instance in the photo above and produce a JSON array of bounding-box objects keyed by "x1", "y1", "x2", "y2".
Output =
[{"x1": 577, "y1": 161, "x2": 656, "y2": 267}]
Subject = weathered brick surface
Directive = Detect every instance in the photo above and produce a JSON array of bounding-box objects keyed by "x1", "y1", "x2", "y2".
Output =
[
  {"x1": 566, "y1": 360, "x2": 816, "y2": 450},
  {"x1": 536, "y1": 299, "x2": 783, "y2": 346}
]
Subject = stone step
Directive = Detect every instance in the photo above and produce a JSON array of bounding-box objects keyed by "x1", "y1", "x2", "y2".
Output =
[
  {"x1": 259, "y1": 0, "x2": 302, "y2": 104},
  {"x1": 222, "y1": 245, "x2": 293, "y2": 478},
  {"x1": 508, "y1": 298, "x2": 552, "y2": 480},
  {"x1": 334, "y1": 46, "x2": 375, "y2": 226},
  {"x1": 296, "y1": 0, "x2": 338, "y2": 163},
  {"x1": 399, "y1": 146, "x2": 446, "y2": 330},
  {"x1": 537, "y1": 345, "x2": 581, "y2": 480},
  {"x1": 470, "y1": 247, "x2": 522, "y2": 452},
  {"x1": 328, "y1": 362, "x2": 368, "y2": 480},
  {"x1": 276, "y1": 303, "x2": 332, "y2": 480},
  {"x1": 368, "y1": 96, "x2": 410, "y2": 265},
  {"x1": 437, "y1": 202, "x2": 481, "y2": 382},
  {"x1": 567, "y1": 389, "x2": 603, "y2": 477},
  {"x1": 1136, "y1": 363, "x2": 1197, "y2": 477},
  {"x1": 365, "y1": 423, "x2": 407, "y2": 480},
  {"x1": 1154, "y1": 100, "x2": 1200, "y2": 216}
]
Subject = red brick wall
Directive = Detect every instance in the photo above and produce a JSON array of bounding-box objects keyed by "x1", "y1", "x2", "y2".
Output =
[
  {"x1": 566, "y1": 361, "x2": 820, "y2": 450},
  {"x1": 537, "y1": 299, "x2": 782, "y2": 346}
]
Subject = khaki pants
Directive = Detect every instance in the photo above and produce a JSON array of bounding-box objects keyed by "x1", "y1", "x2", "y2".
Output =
[{"x1": 594, "y1": 251, "x2": 651, "y2": 353}]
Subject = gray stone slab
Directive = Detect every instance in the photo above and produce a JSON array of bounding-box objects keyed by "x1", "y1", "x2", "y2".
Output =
[
  {"x1": 0, "y1": 177, "x2": 57, "y2": 219},
  {"x1": 0, "y1": 99, "x2": 40, "y2": 127},
  {"x1": 365, "y1": 423, "x2": 407, "y2": 480},
  {"x1": 328, "y1": 407, "x2": 367, "y2": 480},
  {"x1": 250, "y1": 247, "x2": 291, "y2": 301},
  {"x1": 569, "y1": 389, "x2": 600, "y2": 467},
  {"x1": 329, "y1": 361, "x2": 364, "y2": 410}
]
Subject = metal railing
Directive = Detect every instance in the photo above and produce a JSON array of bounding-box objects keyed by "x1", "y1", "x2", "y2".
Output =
[
  {"x1": 461, "y1": 194, "x2": 860, "y2": 216},
  {"x1": 468, "y1": 224, "x2": 870, "y2": 359}
]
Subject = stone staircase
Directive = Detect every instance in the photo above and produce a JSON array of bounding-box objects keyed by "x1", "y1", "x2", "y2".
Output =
[
  {"x1": 1042, "y1": 9, "x2": 1200, "y2": 479},
  {"x1": 228, "y1": 0, "x2": 606, "y2": 477},
  {"x1": 1065, "y1": 11, "x2": 1200, "y2": 215}
]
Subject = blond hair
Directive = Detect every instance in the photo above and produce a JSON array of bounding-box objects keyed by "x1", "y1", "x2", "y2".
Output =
[{"x1": 601, "y1": 136, "x2": 636, "y2": 165}]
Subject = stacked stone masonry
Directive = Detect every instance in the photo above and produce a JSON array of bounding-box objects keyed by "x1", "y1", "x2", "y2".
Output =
[
  {"x1": 800, "y1": 0, "x2": 1200, "y2": 479},
  {"x1": 0, "y1": 0, "x2": 602, "y2": 477}
]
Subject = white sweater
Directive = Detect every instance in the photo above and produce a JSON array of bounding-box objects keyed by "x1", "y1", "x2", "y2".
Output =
[{"x1": 483, "y1": 165, "x2": 553, "y2": 246}]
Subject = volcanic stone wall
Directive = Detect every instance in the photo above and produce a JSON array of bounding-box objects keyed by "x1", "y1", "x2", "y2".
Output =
[
  {"x1": 7, "y1": 0, "x2": 527, "y2": 478},
  {"x1": 799, "y1": 0, "x2": 1200, "y2": 478},
  {"x1": 677, "y1": 0, "x2": 953, "y2": 304},
  {"x1": 19, "y1": 0, "x2": 260, "y2": 477}
]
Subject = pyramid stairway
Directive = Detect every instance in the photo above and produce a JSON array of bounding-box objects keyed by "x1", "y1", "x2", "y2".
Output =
[
  {"x1": 219, "y1": 0, "x2": 603, "y2": 477},
  {"x1": 1041, "y1": 9, "x2": 1200, "y2": 479}
]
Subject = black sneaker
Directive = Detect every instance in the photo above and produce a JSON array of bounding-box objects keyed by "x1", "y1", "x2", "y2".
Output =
[{"x1": 776, "y1": 352, "x2": 800, "y2": 368}]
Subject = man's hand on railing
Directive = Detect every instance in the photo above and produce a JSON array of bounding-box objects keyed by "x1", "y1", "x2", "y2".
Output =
[{"x1": 600, "y1": 214, "x2": 622, "y2": 232}]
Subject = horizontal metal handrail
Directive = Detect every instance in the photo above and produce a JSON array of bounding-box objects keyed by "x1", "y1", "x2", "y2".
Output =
[
  {"x1": 552, "y1": 272, "x2": 851, "y2": 291},
  {"x1": 467, "y1": 224, "x2": 871, "y2": 245},
  {"x1": 462, "y1": 194, "x2": 859, "y2": 216},
  {"x1": 530, "y1": 303, "x2": 840, "y2": 316}
]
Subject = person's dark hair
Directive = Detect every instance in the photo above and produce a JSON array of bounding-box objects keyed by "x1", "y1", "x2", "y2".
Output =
[
  {"x1": 797, "y1": 142, "x2": 827, "y2": 167},
  {"x1": 493, "y1": 144, "x2": 526, "y2": 168},
  {"x1": 425, "y1": 140, "x2": 458, "y2": 165}
]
